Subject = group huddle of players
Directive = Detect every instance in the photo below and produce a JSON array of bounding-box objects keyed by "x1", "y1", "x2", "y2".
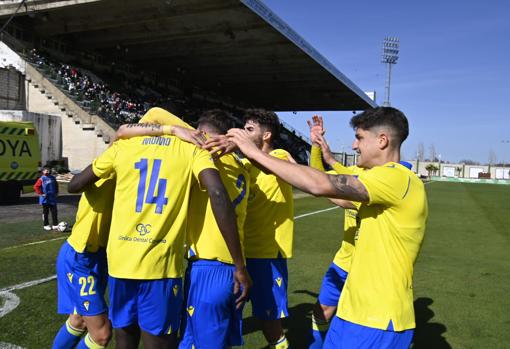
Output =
[{"x1": 51, "y1": 106, "x2": 428, "y2": 349}]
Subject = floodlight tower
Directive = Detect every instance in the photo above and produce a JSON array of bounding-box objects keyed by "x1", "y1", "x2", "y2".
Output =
[{"x1": 382, "y1": 37, "x2": 400, "y2": 107}]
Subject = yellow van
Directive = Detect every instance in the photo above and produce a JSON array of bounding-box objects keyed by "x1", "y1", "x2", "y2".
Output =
[{"x1": 0, "y1": 121, "x2": 41, "y2": 204}]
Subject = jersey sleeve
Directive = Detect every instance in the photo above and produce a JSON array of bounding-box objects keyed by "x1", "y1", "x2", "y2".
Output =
[
  {"x1": 92, "y1": 142, "x2": 119, "y2": 179},
  {"x1": 351, "y1": 200, "x2": 362, "y2": 210},
  {"x1": 270, "y1": 149, "x2": 290, "y2": 161},
  {"x1": 310, "y1": 145, "x2": 326, "y2": 171},
  {"x1": 357, "y1": 165, "x2": 409, "y2": 206},
  {"x1": 269, "y1": 149, "x2": 290, "y2": 161},
  {"x1": 33, "y1": 178, "x2": 43, "y2": 194},
  {"x1": 241, "y1": 157, "x2": 253, "y2": 172},
  {"x1": 191, "y1": 147, "x2": 218, "y2": 179},
  {"x1": 331, "y1": 162, "x2": 354, "y2": 175},
  {"x1": 326, "y1": 170, "x2": 361, "y2": 209}
]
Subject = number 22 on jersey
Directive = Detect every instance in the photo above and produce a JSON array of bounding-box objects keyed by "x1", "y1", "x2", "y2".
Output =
[{"x1": 134, "y1": 158, "x2": 169, "y2": 214}]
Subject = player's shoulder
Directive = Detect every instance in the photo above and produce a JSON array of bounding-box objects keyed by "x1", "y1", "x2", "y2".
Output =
[
  {"x1": 146, "y1": 106, "x2": 167, "y2": 115},
  {"x1": 95, "y1": 174, "x2": 116, "y2": 189},
  {"x1": 240, "y1": 156, "x2": 253, "y2": 169},
  {"x1": 360, "y1": 162, "x2": 410, "y2": 185},
  {"x1": 373, "y1": 162, "x2": 425, "y2": 190},
  {"x1": 218, "y1": 153, "x2": 250, "y2": 175},
  {"x1": 370, "y1": 162, "x2": 406, "y2": 174},
  {"x1": 270, "y1": 148, "x2": 290, "y2": 160},
  {"x1": 227, "y1": 153, "x2": 249, "y2": 168}
]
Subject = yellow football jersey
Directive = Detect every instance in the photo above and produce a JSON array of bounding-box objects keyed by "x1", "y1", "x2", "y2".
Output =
[
  {"x1": 337, "y1": 162, "x2": 428, "y2": 331},
  {"x1": 67, "y1": 175, "x2": 115, "y2": 253},
  {"x1": 329, "y1": 165, "x2": 363, "y2": 273},
  {"x1": 309, "y1": 145, "x2": 360, "y2": 272},
  {"x1": 332, "y1": 203, "x2": 361, "y2": 272},
  {"x1": 139, "y1": 107, "x2": 192, "y2": 128},
  {"x1": 92, "y1": 135, "x2": 217, "y2": 280},
  {"x1": 243, "y1": 149, "x2": 294, "y2": 259},
  {"x1": 309, "y1": 145, "x2": 324, "y2": 170},
  {"x1": 187, "y1": 153, "x2": 250, "y2": 264}
]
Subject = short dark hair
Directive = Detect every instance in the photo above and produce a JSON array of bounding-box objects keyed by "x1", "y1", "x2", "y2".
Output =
[
  {"x1": 197, "y1": 109, "x2": 234, "y2": 135},
  {"x1": 244, "y1": 108, "x2": 280, "y2": 141},
  {"x1": 350, "y1": 107, "x2": 409, "y2": 147}
]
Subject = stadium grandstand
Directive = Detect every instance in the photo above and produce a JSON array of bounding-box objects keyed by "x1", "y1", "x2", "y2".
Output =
[{"x1": 0, "y1": 0, "x2": 375, "y2": 168}]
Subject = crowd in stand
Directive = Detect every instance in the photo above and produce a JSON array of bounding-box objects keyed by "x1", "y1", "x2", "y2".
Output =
[
  {"x1": 30, "y1": 49, "x2": 156, "y2": 124},
  {"x1": 28, "y1": 49, "x2": 310, "y2": 162}
]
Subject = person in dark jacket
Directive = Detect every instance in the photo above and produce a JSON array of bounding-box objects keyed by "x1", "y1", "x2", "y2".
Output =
[{"x1": 34, "y1": 167, "x2": 59, "y2": 230}]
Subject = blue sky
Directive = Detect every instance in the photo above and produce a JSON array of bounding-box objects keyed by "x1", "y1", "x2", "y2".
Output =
[{"x1": 262, "y1": 0, "x2": 510, "y2": 164}]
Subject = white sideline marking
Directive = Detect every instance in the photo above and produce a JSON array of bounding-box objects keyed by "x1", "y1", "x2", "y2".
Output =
[
  {"x1": 2, "y1": 236, "x2": 67, "y2": 251},
  {"x1": 0, "y1": 205, "x2": 338, "y2": 348},
  {"x1": 0, "y1": 342, "x2": 24, "y2": 349},
  {"x1": 3, "y1": 206, "x2": 338, "y2": 251},
  {"x1": 0, "y1": 206, "x2": 337, "y2": 296},
  {"x1": 0, "y1": 275, "x2": 56, "y2": 295},
  {"x1": 0, "y1": 291, "x2": 20, "y2": 318},
  {"x1": 294, "y1": 206, "x2": 339, "y2": 220},
  {"x1": 0, "y1": 291, "x2": 30, "y2": 349}
]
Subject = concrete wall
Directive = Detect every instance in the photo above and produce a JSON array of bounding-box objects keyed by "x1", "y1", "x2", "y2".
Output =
[
  {"x1": 1, "y1": 40, "x2": 112, "y2": 170},
  {"x1": 0, "y1": 110, "x2": 61, "y2": 165},
  {"x1": 0, "y1": 68, "x2": 25, "y2": 110},
  {"x1": 26, "y1": 82, "x2": 109, "y2": 170},
  {"x1": 405, "y1": 160, "x2": 510, "y2": 180}
]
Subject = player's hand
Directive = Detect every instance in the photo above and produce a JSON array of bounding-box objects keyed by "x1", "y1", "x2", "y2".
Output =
[
  {"x1": 172, "y1": 126, "x2": 207, "y2": 147},
  {"x1": 203, "y1": 135, "x2": 236, "y2": 159},
  {"x1": 226, "y1": 128, "x2": 260, "y2": 159},
  {"x1": 316, "y1": 134, "x2": 336, "y2": 165},
  {"x1": 306, "y1": 115, "x2": 325, "y2": 145},
  {"x1": 233, "y1": 266, "x2": 252, "y2": 309}
]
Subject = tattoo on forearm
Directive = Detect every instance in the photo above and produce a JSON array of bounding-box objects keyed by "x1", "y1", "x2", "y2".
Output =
[
  {"x1": 126, "y1": 123, "x2": 162, "y2": 131},
  {"x1": 328, "y1": 174, "x2": 368, "y2": 201}
]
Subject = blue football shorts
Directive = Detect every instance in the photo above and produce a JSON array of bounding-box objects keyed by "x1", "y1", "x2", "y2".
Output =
[
  {"x1": 323, "y1": 316, "x2": 414, "y2": 349},
  {"x1": 108, "y1": 276, "x2": 183, "y2": 336},
  {"x1": 56, "y1": 241, "x2": 108, "y2": 316},
  {"x1": 318, "y1": 262, "x2": 348, "y2": 307},
  {"x1": 246, "y1": 257, "x2": 288, "y2": 320},
  {"x1": 179, "y1": 259, "x2": 243, "y2": 349}
]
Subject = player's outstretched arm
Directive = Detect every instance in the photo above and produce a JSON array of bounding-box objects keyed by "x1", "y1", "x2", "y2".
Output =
[
  {"x1": 68, "y1": 165, "x2": 100, "y2": 193},
  {"x1": 306, "y1": 114, "x2": 325, "y2": 145},
  {"x1": 329, "y1": 198, "x2": 358, "y2": 209},
  {"x1": 309, "y1": 144, "x2": 326, "y2": 172},
  {"x1": 198, "y1": 168, "x2": 252, "y2": 308},
  {"x1": 227, "y1": 129, "x2": 369, "y2": 202},
  {"x1": 316, "y1": 134, "x2": 342, "y2": 169},
  {"x1": 116, "y1": 123, "x2": 206, "y2": 147},
  {"x1": 307, "y1": 116, "x2": 344, "y2": 172},
  {"x1": 116, "y1": 123, "x2": 164, "y2": 139}
]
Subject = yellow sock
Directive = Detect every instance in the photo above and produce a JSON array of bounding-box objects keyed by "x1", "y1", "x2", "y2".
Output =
[
  {"x1": 269, "y1": 335, "x2": 289, "y2": 349},
  {"x1": 312, "y1": 314, "x2": 330, "y2": 332},
  {"x1": 76, "y1": 333, "x2": 105, "y2": 349}
]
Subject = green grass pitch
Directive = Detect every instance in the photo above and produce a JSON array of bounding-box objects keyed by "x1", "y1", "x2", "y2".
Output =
[{"x1": 1, "y1": 182, "x2": 509, "y2": 348}]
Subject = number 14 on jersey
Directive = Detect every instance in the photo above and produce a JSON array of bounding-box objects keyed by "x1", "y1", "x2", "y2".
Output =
[{"x1": 134, "y1": 158, "x2": 169, "y2": 214}]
